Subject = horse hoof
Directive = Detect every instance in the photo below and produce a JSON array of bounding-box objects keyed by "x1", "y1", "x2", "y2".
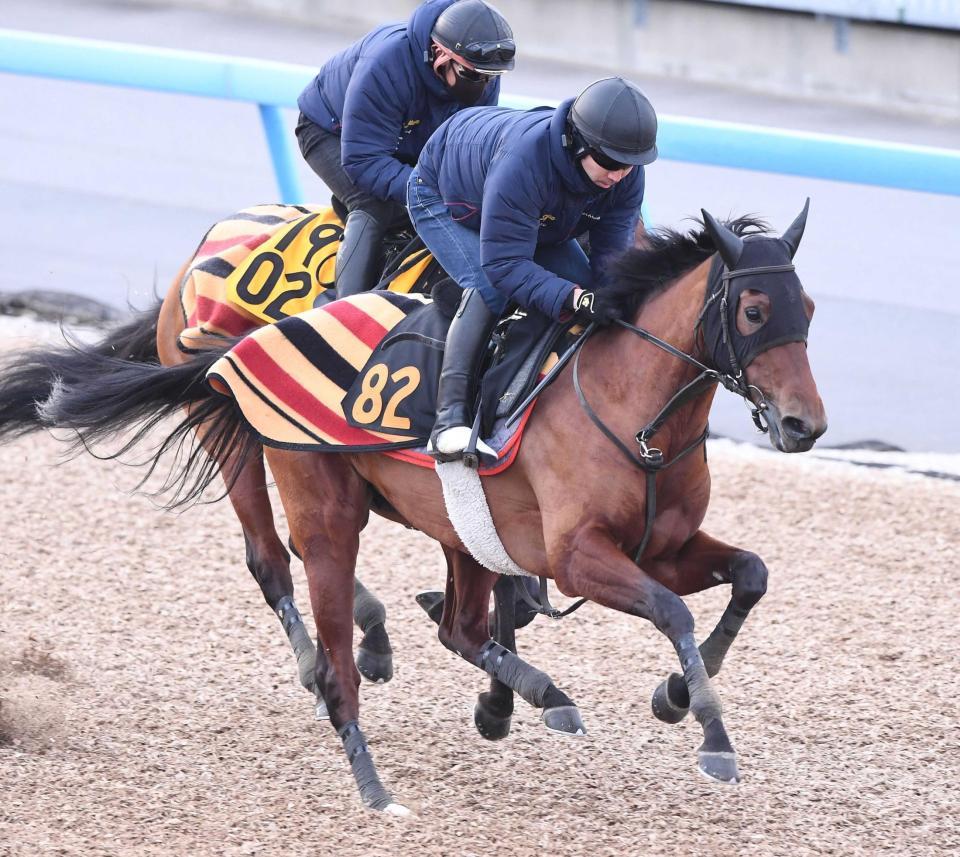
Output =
[
  {"x1": 697, "y1": 751, "x2": 741, "y2": 785},
  {"x1": 542, "y1": 705, "x2": 586, "y2": 736},
  {"x1": 315, "y1": 695, "x2": 329, "y2": 721},
  {"x1": 414, "y1": 590, "x2": 445, "y2": 625},
  {"x1": 651, "y1": 673, "x2": 689, "y2": 724},
  {"x1": 357, "y1": 623, "x2": 394, "y2": 684},
  {"x1": 474, "y1": 695, "x2": 512, "y2": 741},
  {"x1": 383, "y1": 802, "x2": 415, "y2": 817},
  {"x1": 356, "y1": 647, "x2": 394, "y2": 684}
]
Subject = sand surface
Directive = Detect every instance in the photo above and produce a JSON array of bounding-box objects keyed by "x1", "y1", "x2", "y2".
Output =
[{"x1": 1, "y1": 323, "x2": 958, "y2": 856}]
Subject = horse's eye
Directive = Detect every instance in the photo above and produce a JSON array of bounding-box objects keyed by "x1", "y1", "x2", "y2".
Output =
[{"x1": 745, "y1": 306, "x2": 763, "y2": 323}]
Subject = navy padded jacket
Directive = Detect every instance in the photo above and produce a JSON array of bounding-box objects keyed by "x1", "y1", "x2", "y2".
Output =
[
  {"x1": 415, "y1": 99, "x2": 645, "y2": 320},
  {"x1": 297, "y1": 0, "x2": 501, "y2": 205}
]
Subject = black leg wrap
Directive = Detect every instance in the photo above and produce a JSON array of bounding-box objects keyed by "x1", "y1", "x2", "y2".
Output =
[
  {"x1": 478, "y1": 641, "x2": 555, "y2": 708},
  {"x1": 275, "y1": 595, "x2": 317, "y2": 694},
  {"x1": 353, "y1": 579, "x2": 387, "y2": 632},
  {"x1": 338, "y1": 721, "x2": 393, "y2": 811},
  {"x1": 651, "y1": 672, "x2": 690, "y2": 724}
]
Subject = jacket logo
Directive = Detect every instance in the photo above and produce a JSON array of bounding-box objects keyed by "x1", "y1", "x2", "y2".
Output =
[
  {"x1": 583, "y1": 213, "x2": 601, "y2": 221},
  {"x1": 539, "y1": 214, "x2": 556, "y2": 225},
  {"x1": 402, "y1": 119, "x2": 421, "y2": 136}
]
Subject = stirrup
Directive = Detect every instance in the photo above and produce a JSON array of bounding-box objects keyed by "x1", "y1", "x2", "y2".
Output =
[{"x1": 429, "y1": 426, "x2": 497, "y2": 467}]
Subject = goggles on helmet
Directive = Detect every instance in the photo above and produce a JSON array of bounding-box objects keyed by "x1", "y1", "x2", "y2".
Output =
[{"x1": 451, "y1": 61, "x2": 492, "y2": 83}]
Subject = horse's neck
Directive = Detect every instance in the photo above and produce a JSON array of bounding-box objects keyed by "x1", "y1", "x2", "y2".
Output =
[{"x1": 587, "y1": 259, "x2": 716, "y2": 451}]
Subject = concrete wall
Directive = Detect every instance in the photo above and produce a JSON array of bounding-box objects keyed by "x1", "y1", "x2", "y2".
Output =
[{"x1": 121, "y1": 0, "x2": 960, "y2": 118}]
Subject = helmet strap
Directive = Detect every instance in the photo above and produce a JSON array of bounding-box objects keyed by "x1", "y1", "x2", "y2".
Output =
[{"x1": 563, "y1": 123, "x2": 590, "y2": 160}]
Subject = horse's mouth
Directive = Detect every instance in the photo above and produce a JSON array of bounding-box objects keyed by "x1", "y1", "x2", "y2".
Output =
[{"x1": 764, "y1": 402, "x2": 826, "y2": 453}]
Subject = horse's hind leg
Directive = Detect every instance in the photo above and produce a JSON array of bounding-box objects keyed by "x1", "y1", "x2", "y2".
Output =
[
  {"x1": 424, "y1": 551, "x2": 517, "y2": 740},
  {"x1": 287, "y1": 534, "x2": 393, "y2": 685},
  {"x1": 473, "y1": 575, "x2": 518, "y2": 740},
  {"x1": 439, "y1": 549, "x2": 586, "y2": 737},
  {"x1": 649, "y1": 531, "x2": 768, "y2": 725},
  {"x1": 221, "y1": 445, "x2": 319, "y2": 698},
  {"x1": 268, "y1": 449, "x2": 409, "y2": 814},
  {"x1": 352, "y1": 578, "x2": 393, "y2": 684}
]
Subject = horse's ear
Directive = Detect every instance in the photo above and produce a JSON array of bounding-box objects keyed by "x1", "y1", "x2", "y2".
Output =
[
  {"x1": 701, "y1": 209, "x2": 744, "y2": 269},
  {"x1": 781, "y1": 198, "x2": 810, "y2": 259}
]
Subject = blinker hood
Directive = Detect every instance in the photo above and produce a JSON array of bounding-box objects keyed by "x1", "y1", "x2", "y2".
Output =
[
  {"x1": 699, "y1": 203, "x2": 812, "y2": 374},
  {"x1": 701, "y1": 238, "x2": 810, "y2": 375}
]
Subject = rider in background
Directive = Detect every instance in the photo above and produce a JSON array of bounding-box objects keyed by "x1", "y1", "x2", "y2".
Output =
[
  {"x1": 296, "y1": 0, "x2": 516, "y2": 298},
  {"x1": 408, "y1": 76, "x2": 659, "y2": 462}
]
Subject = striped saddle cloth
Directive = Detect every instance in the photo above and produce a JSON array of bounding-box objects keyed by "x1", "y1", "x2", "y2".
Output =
[
  {"x1": 177, "y1": 204, "x2": 435, "y2": 353},
  {"x1": 206, "y1": 291, "x2": 569, "y2": 474}
]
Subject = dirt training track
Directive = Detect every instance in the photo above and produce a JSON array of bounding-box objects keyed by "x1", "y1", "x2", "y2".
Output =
[{"x1": 1, "y1": 364, "x2": 958, "y2": 855}]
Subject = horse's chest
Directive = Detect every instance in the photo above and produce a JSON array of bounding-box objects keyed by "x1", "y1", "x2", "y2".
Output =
[{"x1": 649, "y1": 478, "x2": 710, "y2": 553}]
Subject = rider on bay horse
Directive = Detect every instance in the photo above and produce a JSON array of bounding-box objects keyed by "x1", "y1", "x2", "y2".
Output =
[
  {"x1": 407, "y1": 76, "x2": 659, "y2": 462},
  {"x1": 295, "y1": 0, "x2": 516, "y2": 298}
]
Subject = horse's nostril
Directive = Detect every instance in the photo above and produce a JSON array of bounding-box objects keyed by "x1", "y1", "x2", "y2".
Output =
[{"x1": 781, "y1": 416, "x2": 810, "y2": 439}]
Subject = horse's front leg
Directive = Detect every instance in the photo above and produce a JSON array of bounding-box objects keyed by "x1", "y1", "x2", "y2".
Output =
[
  {"x1": 438, "y1": 550, "x2": 586, "y2": 737},
  {"x1": 555, "y1": 531, "x2": 740, "y2": 784},
  {"x1": 647, "y1": 531, "x2": 768, "y2": 725}
]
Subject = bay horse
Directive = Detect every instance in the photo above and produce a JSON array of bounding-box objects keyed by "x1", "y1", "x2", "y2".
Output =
[{"x1": 39, "y1": 204, "x2": 826, "y2": 814}]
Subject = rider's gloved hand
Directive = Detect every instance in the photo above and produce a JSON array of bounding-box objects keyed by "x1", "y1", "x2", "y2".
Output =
[{"x1": 568, "y1": 287, "x2": 622, "y2": 325}]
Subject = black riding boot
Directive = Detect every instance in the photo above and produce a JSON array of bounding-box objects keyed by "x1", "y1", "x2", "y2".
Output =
[
  {"x1": 335, "y1": 210, "x2": 388, "y2": 298},
  {"x1": 429, "y1": 288, "x2": 499, "y2": 464}
]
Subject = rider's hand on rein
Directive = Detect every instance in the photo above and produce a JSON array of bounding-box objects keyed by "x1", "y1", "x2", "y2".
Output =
[{"x1": 569, "y1": 287, "x2": 622, "y2": 325}]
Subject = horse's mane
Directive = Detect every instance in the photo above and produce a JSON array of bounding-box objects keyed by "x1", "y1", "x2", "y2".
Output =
[{"x1": 594, "y1": 215, "x2": 771, "y2": 320}]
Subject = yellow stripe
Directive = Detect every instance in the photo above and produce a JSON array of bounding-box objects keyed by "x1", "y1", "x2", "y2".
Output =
[
  {"x1": 346, "y1": 292, "x2": 411, "y2": 331},
  {"x1": 223, "y1": 350, "x2": 342, "y2": 445},
  {"x1": 307, "y1": 311, "x2": 375, "y2": 372}
]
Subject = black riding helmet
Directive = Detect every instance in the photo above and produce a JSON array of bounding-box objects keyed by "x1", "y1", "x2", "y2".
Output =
[
  {"x1": 568, "y1": 77, "x2": 658, "y2": 166},
  {"x1": 431, "y1": 0, "x2": 516, "y2": 73}
]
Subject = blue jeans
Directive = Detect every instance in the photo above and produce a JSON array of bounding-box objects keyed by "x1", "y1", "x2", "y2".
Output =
[{"x1": 407, "y1": 168, "x2": 591, "y2": 315}]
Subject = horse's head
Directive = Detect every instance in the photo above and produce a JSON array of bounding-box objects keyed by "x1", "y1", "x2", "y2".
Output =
[{"x1": 701, "y1": 202, "x2": 827, "y2": 452}]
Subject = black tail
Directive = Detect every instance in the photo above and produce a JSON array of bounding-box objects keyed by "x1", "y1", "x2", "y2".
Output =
[
  {"x1": 0, "y1": 300, "x2": 161, "y2": 440},
  {"x1": 42, "y1": 339, "x2": 255, "y2": 509}
]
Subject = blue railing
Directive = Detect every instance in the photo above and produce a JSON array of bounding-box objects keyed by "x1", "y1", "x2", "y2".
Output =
[{"x1": 2, "y1": 28, "x2": 959, "y2": 204}]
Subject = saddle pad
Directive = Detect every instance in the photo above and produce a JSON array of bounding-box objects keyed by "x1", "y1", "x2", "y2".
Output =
[
  {"x1": 179, "y1": 204, "x2": 322, "y2": 352},
  {"x1": 178, "y1": 204, "x2": 435, "y2": 352},
  {"x1": 207, "y1": 292, "x2": 434, "y2": 451},
  {"x1": 206, "y1": 291, "x2": 554, "y2": 473}
]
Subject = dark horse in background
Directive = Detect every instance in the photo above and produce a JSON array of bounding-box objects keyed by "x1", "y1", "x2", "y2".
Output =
[{"x1": 31, "y1": 204, "x2": 826, "y2": 813}]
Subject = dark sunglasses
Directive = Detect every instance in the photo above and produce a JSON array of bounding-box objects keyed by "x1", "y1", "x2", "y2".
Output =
[
  {"x1": 588, "y1": 149, "x2": 631, "y2": 172},
  {"x1": 452, "y1": 61, "x2": 492, "y2": 83}
]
